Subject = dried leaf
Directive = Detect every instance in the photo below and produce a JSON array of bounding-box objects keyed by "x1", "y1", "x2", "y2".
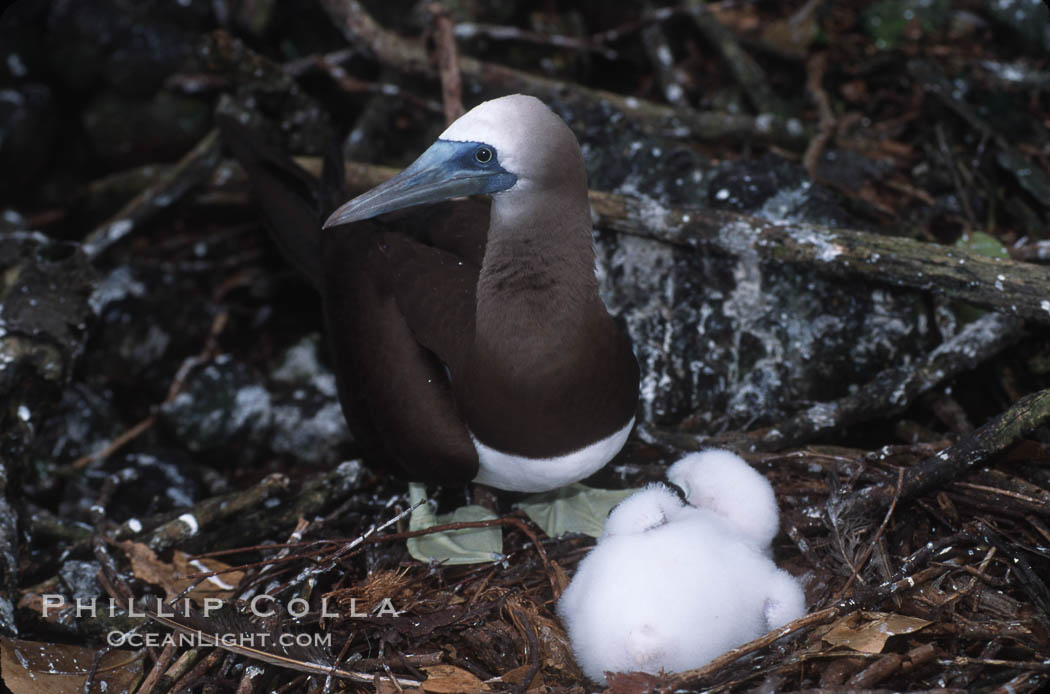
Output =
[
  {"x1": 421, "y1": 664, "x2": 490, "y2": 692},
  {"x1": 118, "y1": 540, "x2": 243, "y2": 603},
  {"x1": 823, "y1": 611, "x2": 932, "y2": 653},
  {"x1": 761, "y1": 0, "x2": 821, "y2": 57},
  {"x1": 0, "y1": 638, "x2": 143, "y2": 694}
]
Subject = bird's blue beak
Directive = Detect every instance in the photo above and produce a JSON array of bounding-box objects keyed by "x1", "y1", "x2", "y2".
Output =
[{"x1": 323, "y1": 140, "x2": 517, "y2": 228}]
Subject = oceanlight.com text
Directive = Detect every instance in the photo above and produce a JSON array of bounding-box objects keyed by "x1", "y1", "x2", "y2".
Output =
[{"x1": 107, "y1": 630, "x2": 334, "y2": 649}]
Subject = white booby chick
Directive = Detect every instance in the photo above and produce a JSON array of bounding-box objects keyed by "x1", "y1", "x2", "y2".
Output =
[
  {"x1": 557, "y1": 477, "x2": 805, "y2": 683},
  {"x1": 598, "y1": 483, "x2": 687, "y2": 537},
  {"x1": 667, "y1": 449, "x2": 780, "y2": 548}
]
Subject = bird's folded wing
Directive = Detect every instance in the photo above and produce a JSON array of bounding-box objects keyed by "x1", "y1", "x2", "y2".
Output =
[{"x1": 380, "y1": 233, "x2": 479, "y2": 373}]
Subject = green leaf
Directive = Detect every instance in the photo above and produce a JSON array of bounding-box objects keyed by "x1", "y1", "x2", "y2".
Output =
[
  {"x1": 517, "y1": 484, "x2": 640, "y2": 538},
  {"x1": 406, "y1": 483, "x2": 503, "y2": 565},
  {"x1": 950, "y1": 231, "x2": 1011, "y2": 325},
  {"x1": 955, "y1": 231, "x2": 1009, "y2": 259},
  {"x1": 861, "y1": 0, "x2": 949, "y2": 50}
]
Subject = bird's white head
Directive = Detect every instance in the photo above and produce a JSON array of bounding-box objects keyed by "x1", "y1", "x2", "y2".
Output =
[{"x1": 324, "y1": 94, "x2": 586, "y2": 227}]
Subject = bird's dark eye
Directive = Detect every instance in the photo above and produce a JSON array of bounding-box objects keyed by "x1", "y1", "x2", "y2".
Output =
[{"x1": 474, "y1": 146, "x2": 493, "y2": 164}]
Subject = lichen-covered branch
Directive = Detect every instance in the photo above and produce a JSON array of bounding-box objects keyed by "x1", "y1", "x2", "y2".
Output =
[
  {"x1": 589, "y1": 189, "x2": 1050, "y2": 325},
  {"x1": 133, "y1": 473, "x2": 291, "y2": 552}
]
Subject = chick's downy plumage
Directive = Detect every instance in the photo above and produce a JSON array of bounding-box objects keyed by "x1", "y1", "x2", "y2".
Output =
[{"x1": 557, "y1": 452, "x2": 806, "y2": 683}]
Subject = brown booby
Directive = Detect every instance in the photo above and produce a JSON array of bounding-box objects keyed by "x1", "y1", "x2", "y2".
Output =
[{"x1": 221, "y1": 95, "x2": 639, "y2": 492}]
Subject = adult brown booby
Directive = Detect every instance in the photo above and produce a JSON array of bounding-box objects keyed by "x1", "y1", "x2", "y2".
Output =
[{"x1": 221, "y1": 95, "x2": 639, "y2": 492}]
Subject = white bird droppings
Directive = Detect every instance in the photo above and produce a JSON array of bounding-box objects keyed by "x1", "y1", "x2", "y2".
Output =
[{"x1": 177, "y1": 513, "x2": 200, "y2": 535}]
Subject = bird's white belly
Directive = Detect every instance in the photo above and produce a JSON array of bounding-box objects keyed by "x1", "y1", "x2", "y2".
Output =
[{"x1": 470, "y1": 417, "x2": 635, "y2": 492}]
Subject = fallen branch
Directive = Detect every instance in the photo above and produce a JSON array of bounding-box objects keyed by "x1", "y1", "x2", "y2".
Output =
[
  {"x1": 198, "y1": 460, "x2": 369, "y2": 552},
  {"x1": 137, "y1": 473, "x2": 292, "y2": 552},
  {"x1": 847, "y1": 388, "x2": 1050, "y2": 517},
  {"x1": 588, "y1": 189, "x2": 1050, "y2": 325}
]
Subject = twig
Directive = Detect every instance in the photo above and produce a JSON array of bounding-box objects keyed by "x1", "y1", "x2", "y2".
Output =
[
  {"x1": 453, "y1": 22, "x2": 618, "y2": 60},
  {"x1": 283, "y1": 47, "x2": 357, "y2": 76},
  {"x1": 669, "y1": 606, "x2": 843, "y2": 685},
  {"x1": 168, "y1": 648, "x2": 224, "y2": 693},
  {"x1": 308, "y1": 53, "x2": 443, "y2": 114},
  {"x1": 835, "y1": 468, "x2": 904, "y2": 600},
  {"x1": 69, "y1": 415, "x2": 157, "y2": 471},
  {"x1": 83, "y1": 129, "x2": 223, "y2": 259},
  {"x1": 909, "y1": 59, "x2": 1050, "y2": 208},
  {"x1": 935, "y1": 123, "x2": 977, "y2": 228},
  {"x1": 803, "y1": 52, "x2": 835, "y2": 181},
  {"x1": 427, "y1": 3, "x2": 464, "y2": 124},
  {"x1": 508, "y1": 607, "x2": 541, "y2": 694},
  {"x1": 847, "y1": 642, "x2": 938, "y2": 688},
  {"x1": 266, "y1": 498, "x2": 424, "y2": 593},
  {"x1": 937, "y1": 657, "x2": 1050, "y2": 672},
  {"x1": 975, "y1": 520, "x2": 1050, "y2": 620},
  {"x1": 144, "y1": 604, "x2": 423, "y2": 687},
  {"x1": 67, "y1": 311, "x2": 229, "y2": 471},
  {"x1": 686, "y1": 0, "x2": 785, "y2": 114},
  {"x1": 234, "y1": 663, "x2": 265, "y2": 694},
  {"x1": 195, "y1": 512, "x2": 559, "y2": 597},
  {"x1": 364, "y1": 515, "x2": 559, "y2": 595},
  {"x1": 640, "y1": 18, "x2": 687, "y2": 106},
  {"x1": 133, "y1": 641, "x2": 178, "y2": 694},
  {"x1": 590, "y1": 4, "x2": 679, "y2": 44},
  {"x1": 187, "y1": 460, "x2": 366, "y2": 563}
]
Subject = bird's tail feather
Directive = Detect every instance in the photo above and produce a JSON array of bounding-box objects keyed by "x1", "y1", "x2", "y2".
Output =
[{"x1": 216, "y1": 115, "x2": 325, "y2": 286}]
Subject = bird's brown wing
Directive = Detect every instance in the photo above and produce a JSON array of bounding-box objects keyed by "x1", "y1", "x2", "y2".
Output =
[{"x1": 220, "y1": 119, "x2": 479, "y2": 484}]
